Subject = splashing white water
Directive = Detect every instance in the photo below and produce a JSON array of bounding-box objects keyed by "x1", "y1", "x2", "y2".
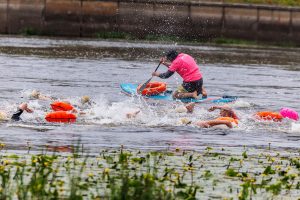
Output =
[
  {"x1": 1, "y1": 89, "x2": 298, "y2": 135},
  {"x1": 230, "y1": 100, "x2": 252, "y2": 108},
  {"x1": 291, "y1": 123, "x2": 300, "y2": 133}
]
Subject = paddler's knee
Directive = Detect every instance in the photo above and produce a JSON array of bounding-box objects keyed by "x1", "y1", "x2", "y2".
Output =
[{"x1": 202, "y1": 87, "x2": 207, "y2": 98}]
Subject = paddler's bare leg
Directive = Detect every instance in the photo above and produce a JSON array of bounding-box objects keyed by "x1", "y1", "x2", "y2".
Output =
[{"x1": 173, "y1": 91, "x2": 199, "y2": 99}]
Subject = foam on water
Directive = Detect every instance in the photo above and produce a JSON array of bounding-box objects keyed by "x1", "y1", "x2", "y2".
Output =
[
  {"x1": 0, "y1": 39, "x2": 299, "y2": 151},
  {"x1": 1, "y1": 89, "x2": 298, "y2": 137},
  {"x1": 291, "y1": 123, "x2": 300, "y2": 133}
]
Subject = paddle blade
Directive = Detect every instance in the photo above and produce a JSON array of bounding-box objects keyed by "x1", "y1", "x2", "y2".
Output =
[
  {"x1": 137, "y1": 77, "x2": 152, "y2": 94},
  {"x1": 137, "y1": 61, "x2": 161, "y2": 94}
]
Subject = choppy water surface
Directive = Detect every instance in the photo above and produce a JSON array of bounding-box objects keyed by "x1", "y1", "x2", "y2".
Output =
[{"x1": 0, "y1": 36, "x2": 299, "y2": 153}]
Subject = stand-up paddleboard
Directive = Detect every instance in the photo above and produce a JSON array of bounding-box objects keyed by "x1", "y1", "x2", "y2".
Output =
[{"x1": 120, "y1": 83, "x2": 238, "y2": 103}]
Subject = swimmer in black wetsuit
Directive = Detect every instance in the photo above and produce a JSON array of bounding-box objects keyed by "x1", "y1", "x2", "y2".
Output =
[{"x1": 11, "y1": 103, "x2": 33, "y2": 121}]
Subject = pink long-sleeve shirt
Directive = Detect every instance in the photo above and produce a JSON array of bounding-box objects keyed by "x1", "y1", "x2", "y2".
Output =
[{"x1": 168, "y1": 53, "x2": 202, "y2": 82}]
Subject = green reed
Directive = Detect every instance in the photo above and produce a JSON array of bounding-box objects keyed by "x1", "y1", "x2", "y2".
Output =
[{"x1": 0, "y1": 144, "x2": 298, "y2": 199}]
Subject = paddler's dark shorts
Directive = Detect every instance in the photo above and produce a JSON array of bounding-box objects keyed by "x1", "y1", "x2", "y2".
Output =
[{"x1": 178, "y1": 78, "x2": 203, "y2": 95}]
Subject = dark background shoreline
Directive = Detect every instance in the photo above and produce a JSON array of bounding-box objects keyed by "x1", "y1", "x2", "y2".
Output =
[{"x1": 0, "y1": 0, "x2": 300, "y2": 44}]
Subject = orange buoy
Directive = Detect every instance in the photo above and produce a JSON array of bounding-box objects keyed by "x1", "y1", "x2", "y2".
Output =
[
  {"x1": 255, "y1": 111, "x2": 283, "y2": 122},
  {"x1": 51, "y1": 102, "x2": 74, "y2": 111},
  {"x1": 45, "y1": 111, "x2": 76, "y2": 123},
  {"x1": 137, "y1": 82, "x2": 167, "y2": 96},
  {"x1": 216, "y1": 117, "x2": 239, "y2": 125}
]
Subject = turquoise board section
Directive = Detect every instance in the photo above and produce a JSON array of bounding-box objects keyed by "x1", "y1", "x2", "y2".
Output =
[{"x1": 120, "y1": 83, "x2": 237, "y2": 103}]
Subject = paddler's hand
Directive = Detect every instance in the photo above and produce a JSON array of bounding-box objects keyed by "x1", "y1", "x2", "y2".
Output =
[
  {"x1": 160, "y1": 57, "x2": 167, "y2": 64},
  {"x1": 152, "y1": 72, "x2": 160, "y2": 77},
  {"x1": 160, "y1": 57, "x2": 171, "y2": 67}
]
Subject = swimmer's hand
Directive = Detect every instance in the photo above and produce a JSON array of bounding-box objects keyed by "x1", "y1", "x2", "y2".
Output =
[
  {"x1": 25, "y1": 108, "x2": 33, "y2": 113},
  {"x1": 208, "y1": 106, "x2": 217, "y2": 112},
  {"x1": 71, "y1": 109, "x2": 78, "y2": 114},
  {"x1": 19, "y1": 103, "x2": 33, "y2": 113},
  {"x1": 126, "y1": 110, "x2": 140, "y2": 119}
]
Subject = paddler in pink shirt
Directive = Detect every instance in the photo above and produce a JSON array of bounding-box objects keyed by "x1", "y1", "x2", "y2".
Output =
[{"x1": 152, "y1": 50, "x2": 207, "y2": 99}]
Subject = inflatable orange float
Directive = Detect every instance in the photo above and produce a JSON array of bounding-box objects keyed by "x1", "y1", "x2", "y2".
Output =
[
  {"x1": 255, "y1": 111, "x2": 283, "y2": 122},
  {"x1": 45, "y1": 111, "x2": 76, "y2": 123},
  {"x1": 216, "y1": 117, "x2": 239, "y2": 125},
  {"x1": 51, "y1": 102, "x2": 74, "y2": 111},
  {"x1": 137, "y1": 82, "x2": 166, "y2": 96}
]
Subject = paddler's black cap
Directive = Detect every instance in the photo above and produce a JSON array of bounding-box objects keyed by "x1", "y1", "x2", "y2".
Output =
[{"x1": 165, "y1": 49, "x2": 178, "y2": 61}]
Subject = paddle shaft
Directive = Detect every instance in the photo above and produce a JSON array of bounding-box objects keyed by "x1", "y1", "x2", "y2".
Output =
[{"x1": 138, "y1": 62, "x2": 162, "y2": 93}]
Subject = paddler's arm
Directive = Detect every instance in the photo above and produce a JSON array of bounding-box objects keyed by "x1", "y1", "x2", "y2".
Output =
[{"x1": 152, "y1": 70, "x2": 174, "y2": 79}]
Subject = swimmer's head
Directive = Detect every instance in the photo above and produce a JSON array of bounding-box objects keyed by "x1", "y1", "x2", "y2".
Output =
[
  {"x1": 175, "y1": 106, "x2": 188, "y2": 113},
  {"x1": 180, "y1": 118, "x2": 192, "y2": 125},
  {"x1": 0, "y1": 111, "x2": 8, "y2": 121},
  {"x1": 30, "y1": 90, "x2": 40, "y2": 99},
  {"x1": 81, "y1": 96, "x2": 90, "y2": 104},
  {"x1": 220, "y1": 107, "x2": 234, "y2": 118}
]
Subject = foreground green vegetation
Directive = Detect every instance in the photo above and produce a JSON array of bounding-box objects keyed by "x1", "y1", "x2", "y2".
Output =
[
  {"x1": 0, "y1": 144, "x2": 299, "y2": 199},
  {"x1": 224, "y1": 0, "x2": 300, "y2": 6}
]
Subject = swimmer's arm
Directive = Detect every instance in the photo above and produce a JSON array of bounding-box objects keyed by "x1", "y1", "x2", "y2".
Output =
[
  {"x1": 208, "y1": 106, "x2": 238, "y2": 119},
  {"x1": 126, "y1": 110, "x2": 140, "y2": 119},
  {"x1": 195, "y1": 120, "x2": 233, "y2": 128},
  {"x1": 208, "y1": 120, "x2": 233, "y2": 128},
  {"x1": 39, "y1": 95, "x2": 55, "y2": 101},
  {"x1": 11, "y1": 109, "x2": 23, "y2": 121},
  {"x1": 11, "y1": 103, "x2": 33, "y2": 121},
  {"x1": 208, "y1": 106, "x2": 229, "y2": 111}
]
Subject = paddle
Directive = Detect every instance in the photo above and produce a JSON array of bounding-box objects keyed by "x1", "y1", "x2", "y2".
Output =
[{"x1": 137, "y1": 61, "x2": 162, "y2": 94}]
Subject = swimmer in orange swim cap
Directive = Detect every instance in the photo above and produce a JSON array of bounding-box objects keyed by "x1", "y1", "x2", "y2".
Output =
[{"x1": 181, "y1": 104, "x2": 239, "y2": 128}]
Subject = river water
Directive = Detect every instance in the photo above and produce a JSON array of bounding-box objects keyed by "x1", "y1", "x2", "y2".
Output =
[{"x1": 0, "y1": 36, "x2": 299, "y2": 153}]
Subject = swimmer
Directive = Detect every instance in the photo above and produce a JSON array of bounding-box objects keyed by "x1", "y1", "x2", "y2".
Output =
[
  {"x1": 208, "y1": 105, "x2": 238, "y2": 119},
  {"x1": 75, "y1": 96, "x2": 94, "y2": 115},
  {"x1": 30, "y1": 90, "x2": 54, "y2": 101},
  {"x1": 0, "y1": 103, "x2": 33, "y2": 122},
  {"x1": 126, "y1": 110, "x2": 140, "y2": 119},
  {"x1": 182, "y1": 104, "x2": 239, "y2": 128},
  {"x1": 81, "y1": 95, "x2": 91, "y2": 105}
]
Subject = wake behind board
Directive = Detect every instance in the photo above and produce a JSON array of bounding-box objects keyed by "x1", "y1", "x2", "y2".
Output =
[{"x1": 120, "y1": 83, "x2": 237, "y2": 103}]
